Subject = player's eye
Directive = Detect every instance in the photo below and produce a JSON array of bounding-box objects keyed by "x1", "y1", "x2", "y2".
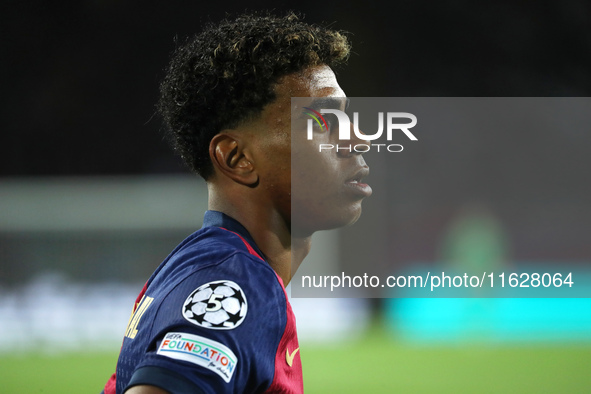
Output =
[{"x1": 324, "y1": 114, "x2": 338, "y2": 132}]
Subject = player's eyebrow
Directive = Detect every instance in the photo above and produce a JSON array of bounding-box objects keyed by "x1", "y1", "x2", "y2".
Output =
[{"x1": 307, "y1": 97, "x2": 350, "y2": 112}]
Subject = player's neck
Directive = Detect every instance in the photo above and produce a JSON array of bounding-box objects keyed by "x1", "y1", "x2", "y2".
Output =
[{"x1": 208, "y1": 188, "x2": 311, "y2": 286}]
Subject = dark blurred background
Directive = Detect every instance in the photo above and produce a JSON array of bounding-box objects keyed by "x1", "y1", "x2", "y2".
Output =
[{"x1": 2, "y1": 0, "x2": 591, "y2": 177}]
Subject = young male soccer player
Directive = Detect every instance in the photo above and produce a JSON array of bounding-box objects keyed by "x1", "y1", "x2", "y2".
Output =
[{"x1": 103, "y1": 13, "x2": 371, "y2": 394}]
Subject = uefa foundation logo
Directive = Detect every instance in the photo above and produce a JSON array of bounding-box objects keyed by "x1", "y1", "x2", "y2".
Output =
[{"x1": 303, "y1": 105, "x2": 418, "y2": 153}]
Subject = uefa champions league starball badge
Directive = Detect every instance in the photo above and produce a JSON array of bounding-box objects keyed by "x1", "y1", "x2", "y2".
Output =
[{"x1": 182, "y1": 280, "x2": 248, "y2": 329}]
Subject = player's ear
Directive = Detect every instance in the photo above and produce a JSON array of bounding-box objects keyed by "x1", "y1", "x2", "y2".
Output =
[{"x1": 209, "y1": 133, "x2": 258, "y2": 186}]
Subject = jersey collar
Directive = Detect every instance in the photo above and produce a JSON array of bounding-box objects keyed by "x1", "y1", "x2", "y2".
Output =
[{"x1": 202, "y1": 210, "x2": 267, "y2": 260}]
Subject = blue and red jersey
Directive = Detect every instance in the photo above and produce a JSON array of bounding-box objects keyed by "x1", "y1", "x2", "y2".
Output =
[{"x1": 103, "y1": 211, "x2": 302, "y2": 393}]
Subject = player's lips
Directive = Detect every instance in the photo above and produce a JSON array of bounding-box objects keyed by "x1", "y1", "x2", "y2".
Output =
[{"x1": 344, "y1": 167, "x2": 372, "y2": 197}]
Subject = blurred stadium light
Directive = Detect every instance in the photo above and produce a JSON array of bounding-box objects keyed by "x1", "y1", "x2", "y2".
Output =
[{"x1": 0, "y1": 176, "x2": 207, "y2": 232}]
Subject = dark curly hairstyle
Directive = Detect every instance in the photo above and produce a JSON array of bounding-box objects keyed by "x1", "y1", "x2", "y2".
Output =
[{"x1": 158, "y1": 12, "x2": 351, "y2": 179}]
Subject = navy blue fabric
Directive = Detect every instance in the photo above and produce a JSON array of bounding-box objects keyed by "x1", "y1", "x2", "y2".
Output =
[
  {"x1": 114, "y1": 211, "x2": 287, "y2": 394},
  {"x1": 126, "y1": 366, "x2": 204, "y2": 394}
]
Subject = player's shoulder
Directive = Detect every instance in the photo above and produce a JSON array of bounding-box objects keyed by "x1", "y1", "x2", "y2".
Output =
[
  {"x1": 147, "y1": 225, "x2": 287, "y2": 331},
  {"x1": 155, "y1": 226, "x2": 276, "y2": 290},
  {"x1": 174, "y1": 226, "x2": 262, "y2": 265},
  {"x1": 120, "y1": 225, "x2": 291, "y2": 393}
]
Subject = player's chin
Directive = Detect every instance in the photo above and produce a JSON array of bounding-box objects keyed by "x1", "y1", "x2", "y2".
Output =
[
  {"x1": 342, "y1": 202, "x2": 364, "y2": 227},
  {"x1": 319, "y1": 203, "x2": 364, "y2": 230},
  {"x1": 290, "y1": 205, "x2": 361, "y2": 236}
]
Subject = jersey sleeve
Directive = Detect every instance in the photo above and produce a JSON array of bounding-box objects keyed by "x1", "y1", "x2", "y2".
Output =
[{"x1": 123, "y1": 252, "x2": 287, "y2": 394}]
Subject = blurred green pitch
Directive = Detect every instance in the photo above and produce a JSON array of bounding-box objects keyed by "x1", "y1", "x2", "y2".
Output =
[{"x1": 1, "y1": 325, "x2": 589, "y2": 393}]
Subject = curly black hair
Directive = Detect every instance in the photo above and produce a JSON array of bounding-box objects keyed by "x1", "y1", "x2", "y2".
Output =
[{"x1": 158, "y1": 12, "x2": 351, "y2": 179}]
